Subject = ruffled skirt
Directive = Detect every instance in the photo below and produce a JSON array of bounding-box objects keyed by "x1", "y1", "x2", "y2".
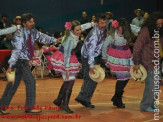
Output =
[
  {"x1": 51, "y1": 50, "x2": 80, "y2": 80},
  {"x1": 106, "y1": 45, "x2": 133, "y2": 80}
]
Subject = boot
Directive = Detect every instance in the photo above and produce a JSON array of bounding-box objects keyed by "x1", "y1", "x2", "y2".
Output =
[
  {"x1": 60, "y1": 89, "x2": 73, "y2": 113},
  {"x1": 116, "y1": 92, "x2": 125, "y2": 108},
  {"x1": 111, "y1": 80, "x2": 127, "y2": 108},
  {"x1": 53, "y1": 83, "x2": 65, "y2": 107},
  {"x1": 111, "y1": 94, "x2": 125, "y2": 108},
  {"x1": 111, "y1": 91, "x2": 125, "y2": 105}
]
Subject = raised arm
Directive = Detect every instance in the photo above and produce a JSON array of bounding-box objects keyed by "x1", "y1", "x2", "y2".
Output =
[
  {"x1": 34, "y1": 29, "x2": 57, "y2": 44},
  {"x1": 0, "y1": 25, "x2": 21, "y2": 36},
  {"x1": 81, "y1": 22, "x2": 95, "y2": 31}
]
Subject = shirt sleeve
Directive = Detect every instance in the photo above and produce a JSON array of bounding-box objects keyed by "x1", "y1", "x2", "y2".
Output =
[
  {"x1": 34, "y1": 29, "x2": 57, "y2": 44},
  {"x1": 81, "y1": 22, "x2": 94, "y2": 31},
  {"x1": 133, "y1": 27, "x2": 148, "y2": 65},
  {"x1": 63, "y1": 39, "x2": 73, "y2": 70},
  {"x1": 0, "y1": 25, "x2": 20, "y2": 36},
  {"x1": 87, "y1": 35, "x2": 98, "y2": 68},
  {"x1": 8, "y1": 35, "x2": 23, "y2": 68},
  {"x1": 102, "y1": 36, "x2": 113, "y2": 59}
]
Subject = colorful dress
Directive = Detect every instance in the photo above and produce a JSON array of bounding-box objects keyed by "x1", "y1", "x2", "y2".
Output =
[
  {"x1": 51, "y1": 22, "x2": 94, "y2": 81},
  {"x1": 42, "y1": 45, "x2": 58, "y2": 70},
  {"x1": 102, "y1": 30, "x2": 133, "y2": 80},
  {"x1": 29, "y1": 49, "x2": 43, "y2": 66}
]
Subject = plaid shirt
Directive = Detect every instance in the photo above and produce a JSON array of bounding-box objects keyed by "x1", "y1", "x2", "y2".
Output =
[{"x1": 133, "y1": 27, "x2": 163, "y2": 70}]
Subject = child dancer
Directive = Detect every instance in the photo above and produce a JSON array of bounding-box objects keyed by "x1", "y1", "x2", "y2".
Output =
[
  {"x1": 51, "y1": 20, "x2": 94, "y2": 113},
  {"x1": 29, "y1": 42, "x2": 43, "y2": 70},
  {"x1": 102, "y1": 18, "x2": 134, "y2": 108},
  {"x1": 42, "y1": 44, "x2": 58, "y2": 78}
]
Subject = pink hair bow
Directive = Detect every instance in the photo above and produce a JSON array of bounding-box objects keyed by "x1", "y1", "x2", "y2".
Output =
[
  {"x1": 64, "y1": 22, "x2": 72, "y2": 30},
  {"x1": 111, "y1": 20, "x2": 119, "y2": 28}
]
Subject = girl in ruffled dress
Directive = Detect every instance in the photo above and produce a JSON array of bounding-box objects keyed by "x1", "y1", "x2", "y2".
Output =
[
  {"x1": 51, "y1": 20, "x2": 94, "y2": 113},
  {"x1": 102, "y1": 18, "x2": 134, "y2": 108},
  {"x1": 29, "y1": 42, "x2": 43, "y2": 69},
  {"x1": 42, "y1": 44, "x2": 58, "y2": 78}
]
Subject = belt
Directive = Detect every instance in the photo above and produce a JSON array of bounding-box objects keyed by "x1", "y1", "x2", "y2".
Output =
[
  {"x1": 59, "y1": 45, "x2": 74, "y2": 55},
  {"x1": 111, "y1": 44, "x2": 129, "y2": 50}
]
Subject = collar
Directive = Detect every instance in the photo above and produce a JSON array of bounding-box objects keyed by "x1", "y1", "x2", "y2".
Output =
[
  {"x1": 115, "y1": 29, "x2": 123, "y2": 37},
  {"x1": 23, "y1": 27, "x2": 31, "y2": 35},
  {"x1": 70, "y1": 31, "x2": 79, "y2": 41},
  {"x1": 96, "y1": 25, "x2": 104, "y2": 35}
]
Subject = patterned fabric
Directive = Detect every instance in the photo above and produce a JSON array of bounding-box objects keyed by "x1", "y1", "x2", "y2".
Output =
[
  {"x1": 8, "y1": 27, "x2": 57, "y2": 68},
  {"x1": 29, "y1": 50, "x2": 43, "y2": 66},
  {"x1": 133, "y1": 27, "x2": 163, "y2": 70},
  {"x1": 106, "y1": 46, "x2": 133, "y2": 80},
  {"x1": 51, "y1": 50, "x2": 80, "y2": 81},
  {"x1": 42, "y1": 45, "x2": 58, "y2": 54},
  {"x1": 51, "y1": 22, "x2": 94, "y2": 80},
  {"x1": 0, "y1": 25, "x2": 21, "y2": 36},
  {"x1": 81, "y1": 25, "x2": 105, "y2": 68},
  {"x1": 42, "y1": 45, "x2": 58, "y2": 70},
  {"x1": 102, "y1": 30, "x2": 133, "y2": 80}
]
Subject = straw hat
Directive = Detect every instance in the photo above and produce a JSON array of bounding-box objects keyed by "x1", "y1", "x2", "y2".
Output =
[
  {"x1": 130, "y1": 64, "x2": 147, "y2": 81},
  {"x1": 6, "y1": 71, "x2": 15, "y2": 83},
  {"x1": 105, "y1": 12, "x2": 114, "y2": 18},
  {"x1": 89, "y1": 65, "x2": 105, "y2": 82},
  {"x1": 15, "y1": 16, "x2": 21, "y2": 19},
  {"x1": 134, "y1": 9, "x2": 144, "y2": 15}
]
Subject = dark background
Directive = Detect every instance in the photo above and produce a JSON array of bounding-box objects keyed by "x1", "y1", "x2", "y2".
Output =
[{"x1": 0, "y1": 0, "x2": 162, "y2": 34}]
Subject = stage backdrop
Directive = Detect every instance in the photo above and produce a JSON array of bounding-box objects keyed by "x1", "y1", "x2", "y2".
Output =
[{"x1": 0, "y1": 0, "x2": 156, "y2": 34}]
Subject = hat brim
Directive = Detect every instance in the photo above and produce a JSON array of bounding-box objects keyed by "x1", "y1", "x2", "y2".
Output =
[
  {"x1": 130, "y1": 64, "x2": 147, "y2": 81},
  {"x1": 134, "y1": 9, "x2": 144, "y2": 15},
  {"x1": 6, "y1": 71, "x2": 15, "y2": 83},
  {"x1": 89, "y1": 65, "x2": 105, "y2": 82}
]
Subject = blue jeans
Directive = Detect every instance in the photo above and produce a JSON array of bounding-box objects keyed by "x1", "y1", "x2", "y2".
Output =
[{"x1": 140, "y1": 70, "x2": 161, "y2": 110}]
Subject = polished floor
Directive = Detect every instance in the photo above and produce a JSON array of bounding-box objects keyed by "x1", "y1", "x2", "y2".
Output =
[{"x1": 0, "y1": 75, "x2": 163, "y2": 122}]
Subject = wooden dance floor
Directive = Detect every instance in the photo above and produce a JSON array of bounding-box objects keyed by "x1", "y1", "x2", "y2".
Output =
[{"x1": 0, "y1": 76, "x2": 163, "y2": 122}]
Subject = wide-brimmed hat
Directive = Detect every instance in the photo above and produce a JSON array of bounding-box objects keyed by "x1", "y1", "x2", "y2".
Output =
[
  {"x1": 105, "y1": 12, "x2": 114, "y2": 18},
  {"x1": 130, "y1": 64, "x2": 147, "y2": 81},
  {"x1": 89, "y1": 65, "x2": 105, "y2": 82},
  {"x1": 6, "y1": 71, "x2": 15, "y2": 83},
  {"x1": 134, "y1": 9, "x2": 144, "y2": 15},
  {"x1": 15, "y1": 16, "x2": 21, "y2": 19}
]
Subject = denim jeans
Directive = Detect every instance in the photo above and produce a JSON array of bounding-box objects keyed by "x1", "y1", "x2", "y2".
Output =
[{"x1": 140, "y1": 70, "x2": 161, "y2": 110}]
